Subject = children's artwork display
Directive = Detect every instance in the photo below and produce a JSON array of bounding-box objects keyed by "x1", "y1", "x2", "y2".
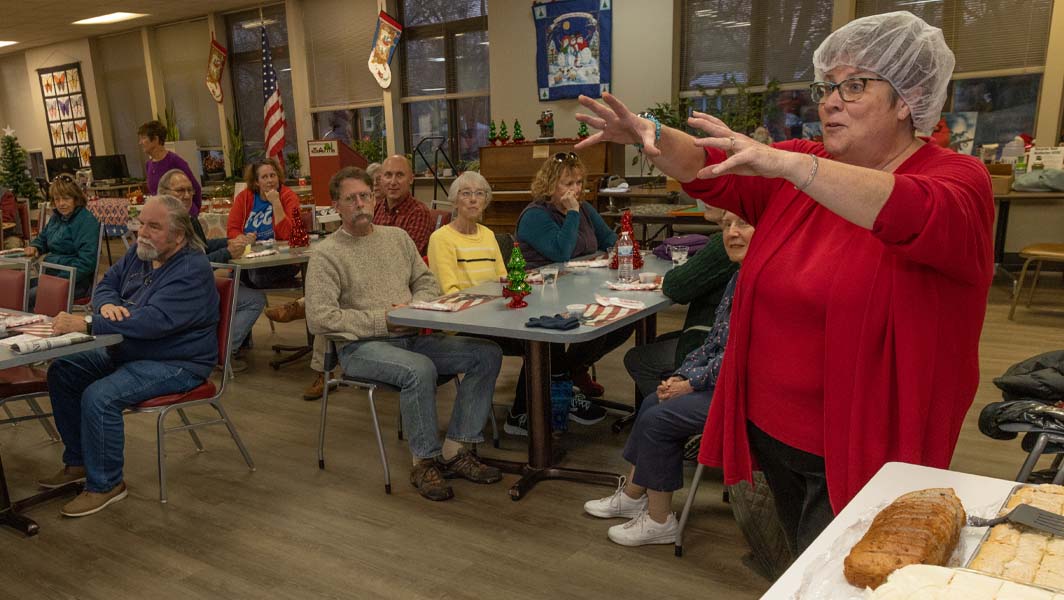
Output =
[
  {"x1": 533, "y1": 0, "x2": 612, "y2": 101},
  {"x1": 38, "y1": 62, "x2": 94, "y2": 167}
]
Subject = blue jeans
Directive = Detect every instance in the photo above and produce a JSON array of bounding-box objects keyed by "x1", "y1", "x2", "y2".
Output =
[
  {"x1": 47, "y1": 347, "x2": 204, "y2": 492},
  {"x1": 230, "y1": 286, "x2": 267, "y2": 351},
  {"x1": 623, "y1": 390, "x2": 713, "y2": 492},
  {"x1": 338, "y1": 334, "x2": 502, "y2": 459}
]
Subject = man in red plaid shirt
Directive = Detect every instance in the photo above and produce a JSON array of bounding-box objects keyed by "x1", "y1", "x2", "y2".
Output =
[{"x1": 374, "y1": 155, "x2": 432, "y2": 255}]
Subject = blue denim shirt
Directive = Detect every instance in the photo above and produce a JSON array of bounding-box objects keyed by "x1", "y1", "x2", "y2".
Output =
[{"x1": 674, "y1": 271, "x2": 737, "y2": 391}]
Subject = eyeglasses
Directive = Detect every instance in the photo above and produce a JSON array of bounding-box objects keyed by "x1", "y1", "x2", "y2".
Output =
[
  {"x1": 169, "y1": 187, "x2": 194, "y2": 195},
  {"x1": 458, "y1": 189, "x2": 487, "y2": 200},
  {"x1": 553, "y1": 152, "x2": 579, "y2": 164},
  {"x1": 338, "y1": 191, "x2": 373, "y2": 204},
  {"x1": 54, "y1": 173, "x2": 74, "y2": 183},
  {"x1": 809, "y1": 77, "x2": 888, "y2": 104}
]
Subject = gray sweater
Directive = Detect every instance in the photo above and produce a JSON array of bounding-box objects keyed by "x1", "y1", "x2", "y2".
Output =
[{"x1": 305, "y1": 225, "x2": 440, "y2": 341}]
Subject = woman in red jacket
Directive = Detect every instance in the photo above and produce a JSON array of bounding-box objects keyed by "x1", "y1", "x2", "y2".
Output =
[
  {"x1": 575, "y1": 12, "x2": 994, "y2": 554},
  {"x1": 227, "y1": 158, "x2": 302, "y2": 290}
]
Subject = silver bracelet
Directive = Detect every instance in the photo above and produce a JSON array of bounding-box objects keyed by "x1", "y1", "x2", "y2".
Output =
[{"x1": 795, "y1": 154, "x2": 819, "y2": 191}]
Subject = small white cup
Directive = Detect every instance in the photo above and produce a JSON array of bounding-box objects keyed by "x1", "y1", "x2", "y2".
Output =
[
  {"x1": 566, "y1": 303, "x2": 587, "y2": 314},
  {"x1": 638, "y1": 272, "x2": 658, "y2": 284},
  {"x1": 540, "y1": 266, "x2": 559, "y2": 285}
]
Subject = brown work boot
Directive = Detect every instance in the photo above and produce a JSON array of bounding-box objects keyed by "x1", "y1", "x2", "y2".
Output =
[
  {"x1": 60, "y1": 481, "x2": 128, "y2": 517},
  {"x1": 438, "y1": 448, "x2": 502, "y2": 484},
  {"x1": 38, "y1": 465, "x2": 86, "y2": 489},
  {"x1": 265, "y1": 299, "x2": 305, "y2": 323},
  {"x1": 303, "y1": 372, "x2": 338, "y2": 401},
  {"x1": 410, "y1": 458, "x2": 454, "y2": 501}
]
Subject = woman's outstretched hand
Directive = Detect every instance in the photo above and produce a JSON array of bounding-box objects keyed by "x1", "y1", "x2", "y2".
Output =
[
  {"x1": 574, "y1": 93, "x2": 658, "y2": 155},
  {"x1": 688, "y1": 111, "x2": 794, "y2": 181}
]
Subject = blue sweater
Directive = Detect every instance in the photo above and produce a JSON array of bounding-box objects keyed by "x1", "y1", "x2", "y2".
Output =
[
  {"x1": 91, "y1": 244, "x2": 219, "y2": 379},
  {"x1": 516, "y1": 200, "x2": 617, "y2": 268},
  {"x1": 30, "y1": 205, "x2": 100, "y2": 293}
]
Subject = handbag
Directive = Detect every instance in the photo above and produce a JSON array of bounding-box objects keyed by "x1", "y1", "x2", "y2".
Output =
[{"x1": 652, "y1": 233, "x2": 710, "y2": 260}]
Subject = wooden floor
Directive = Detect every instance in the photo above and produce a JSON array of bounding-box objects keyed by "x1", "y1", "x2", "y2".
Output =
[{"x1": 1, "y1": 275, "x2": 1063, "y2": 599}]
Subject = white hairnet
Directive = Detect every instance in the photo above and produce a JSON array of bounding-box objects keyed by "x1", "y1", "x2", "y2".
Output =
[{"x1": 813, "y1": 11, "x2": 955, "y2": 132}]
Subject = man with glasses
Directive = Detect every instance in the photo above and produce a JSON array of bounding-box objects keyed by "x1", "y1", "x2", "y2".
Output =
[
  {"x1": 158, "y1": 169, "x2": 264, "y2": 373},
  {"x1": 305, "y1": 166, "x2": 504, "y2": 502}
]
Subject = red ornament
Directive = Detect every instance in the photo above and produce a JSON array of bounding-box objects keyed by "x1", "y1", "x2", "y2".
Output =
[{"x1": 609, "y1": 209, "x2": 643, "y2": 270}]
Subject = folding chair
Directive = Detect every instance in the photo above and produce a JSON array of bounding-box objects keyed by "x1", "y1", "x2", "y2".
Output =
[
  {"x1": 32, "y1": 262, "x2": 75, "y2": 317},
  {"x1": 0, "y1": 257, "x2": 31, "y2": 311},
  {"x1": 73, "y1": 224, "x2": 104, "y2": 310},
  {"x1": 428, "y1": 208, "x2": 453, "y2": 231},
  {"x1": 124, "y1": 263, "x2": 255, "y2": 503}
]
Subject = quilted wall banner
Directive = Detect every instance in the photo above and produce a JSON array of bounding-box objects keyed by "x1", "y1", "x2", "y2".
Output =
[
  {"x1": 37, "y1": 62, "x2": 94, "y2": 167},
  {"x1": 533, "y1": 0, "x2": 612, "y2": 101}
]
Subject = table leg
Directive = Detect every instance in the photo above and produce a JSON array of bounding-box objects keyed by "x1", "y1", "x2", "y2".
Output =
[
  {"x1": 507, "y1": 339, "x2": 621, "y2": 501},
  {"x1": 0, "y1": 452, "x2": 38, "y2": 537},
  {"x1": 994, "y1": 199, "x2": 1016, "y2": 286}
]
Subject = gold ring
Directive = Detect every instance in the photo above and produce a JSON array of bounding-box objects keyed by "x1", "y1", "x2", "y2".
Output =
[{"x1": 728, "y1": 136, "x2": 736, "y2": 151}]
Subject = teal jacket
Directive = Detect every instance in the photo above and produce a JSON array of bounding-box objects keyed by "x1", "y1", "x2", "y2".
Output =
[{"x1": 30, "y1": 205, "x2": 100, "y2": 293}]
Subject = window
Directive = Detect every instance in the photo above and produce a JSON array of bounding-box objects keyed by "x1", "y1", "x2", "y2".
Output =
[
  {"x1": 304, "y1": 0, "x2": 381, "y2": 108},
  {"x1": 310, "y1": 106, "x2": 386, "y2": 162},
  {"x1": 97, "y1": 32, "x2": 152, "y2": 178},
  {"x1": 399, "y1": 0, "x2": 490, "y2": 173},
  {"x1": 857, "y1": 0, "x2": 1052, "y2": 147},
  {"x1": 678, "y1": 0, "x2": 832, "y2": 141},
  {"x1": 226, "y1": 4, "x2": 298, "y2": 168}
]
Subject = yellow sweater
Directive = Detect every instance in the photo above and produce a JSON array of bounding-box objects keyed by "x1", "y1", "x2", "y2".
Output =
[{"x1": 427, "y1": 223, "x2": 508, "y2": 294}]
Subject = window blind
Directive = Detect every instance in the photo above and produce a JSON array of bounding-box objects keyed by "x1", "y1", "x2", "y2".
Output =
[
  {"x1": 304, "y1": 0, "x2": 381, "y2": 109},
  {"x1": 679, "y1": 0, "x2": 832, "y2": 92},
  {"x1": 97, "y1": 31, "x2": 152, "y2": 178},
  {"x1": 157, "y1": 20, "x2": 222, "y2": 147},
  {"x1": 856, "y1": 0, "x2": 1052, "y2": 73}
]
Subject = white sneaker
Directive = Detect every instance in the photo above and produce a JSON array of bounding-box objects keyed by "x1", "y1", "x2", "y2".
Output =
[
  {"x1": 607, "y1": 508, "x2": 679, "y2": 546},
  {"x1": 583, "y1": 476, "x2": 648, "y2": 518}
]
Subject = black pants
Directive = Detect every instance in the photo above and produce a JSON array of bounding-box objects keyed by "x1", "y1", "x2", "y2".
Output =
[
  {"x1": 477, "y1": 324, "x2": 634, "y2": 415},
  {"x1": 746, "y1": 422, "x2": 835, "y2": 555}
]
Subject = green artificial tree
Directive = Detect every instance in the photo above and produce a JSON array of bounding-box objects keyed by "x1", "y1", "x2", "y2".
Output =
[
  {"x1": 0, "y1": 132, "x2": 41, "y2": 208},
  {"x1": 498, "y1": 120, "x2": 510, "y2": 144},
  {"x1": 577, "y1": 122, "x2": 590, "y2": 139},
  {"x1": 503, "y1": 242, "x2": 532, "y2": 308},
  {"x1": 512, "y1": 119, "x2": 525, "y2": 142},
  {"x1": 488, "y1": 120, "x2": 497, "y2": 144}
]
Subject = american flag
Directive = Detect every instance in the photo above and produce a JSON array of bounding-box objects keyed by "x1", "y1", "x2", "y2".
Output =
[{"x1": 261, "y1": 26, "x2": 286, "y2": 170}]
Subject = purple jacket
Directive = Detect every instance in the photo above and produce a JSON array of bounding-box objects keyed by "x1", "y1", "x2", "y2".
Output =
[{"x1": 146, "y1": 151, "x2": 202, "y2": 216}]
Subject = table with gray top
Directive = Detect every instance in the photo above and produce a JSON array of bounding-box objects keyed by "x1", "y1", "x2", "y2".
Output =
[
  {"x1": 0, "y1": 331, "x2": 123, "y2": 536},
  {"x1": 231, "y1": 240, "x2": 320, "y2": 370},
  {"x1": 388, "y1": 254, "x2": 675, "y2": 499}
]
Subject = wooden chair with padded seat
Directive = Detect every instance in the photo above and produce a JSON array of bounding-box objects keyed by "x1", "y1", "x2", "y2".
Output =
[
  {"x1": 1009, "y1": 243, "x2": 1064, "y2": 320},
  {"x1": 124, "y1": 263, "x2": 255, "y2": 503}
]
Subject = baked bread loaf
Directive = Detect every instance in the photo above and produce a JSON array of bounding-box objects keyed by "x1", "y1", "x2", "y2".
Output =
[{"x1": 844, "y1": 488, "x2": 966, "y2": 589}]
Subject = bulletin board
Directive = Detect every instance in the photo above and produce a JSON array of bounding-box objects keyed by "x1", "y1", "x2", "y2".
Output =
[{"x1": 36, "y1": 62, "x2": 94, "y2": 167}]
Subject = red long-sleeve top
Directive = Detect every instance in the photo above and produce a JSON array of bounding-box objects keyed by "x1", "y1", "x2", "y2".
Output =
[
  {"x1": 226, "y1": 184, "x2": 302, "y2": 241},
  {"x1": 683, "y1": 139, "x2": 993, "y2": 512}
]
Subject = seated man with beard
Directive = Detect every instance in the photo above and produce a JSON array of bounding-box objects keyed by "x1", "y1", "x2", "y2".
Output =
[{"x1": 40, "y1": 195, "x2": 219, "y2": 518}]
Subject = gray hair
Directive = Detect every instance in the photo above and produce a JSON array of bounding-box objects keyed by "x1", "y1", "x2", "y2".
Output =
[
  {"x1": 366, "y1": 162, "x2": 382, "y2": 178},
  {"x1": 156, "y1": 169, "x2": 189, "y2": 195},
  {"x1": 447, "y1": 171, "x2": 493, "y2": 208},
  {"x1": 149, "y1": 194, "x2": 205, "y2": 253}
]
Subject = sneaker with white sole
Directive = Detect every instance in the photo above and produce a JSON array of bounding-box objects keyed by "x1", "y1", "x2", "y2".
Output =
[
  {"x1": 569, "y1": 392, "x2": 607, "y2": 425},
  {"x1": 583, "y1": 476, "x2": 648, "y2": 518},
  {"x1": 504, "y1": 412, "x2": 528, "y2": 436},
  {"x1": 60, "y1": 482, "x2": 128, "y2": 518},
  {"x1": 607, "y1": 508, "x2": 679, "y2": 546}
]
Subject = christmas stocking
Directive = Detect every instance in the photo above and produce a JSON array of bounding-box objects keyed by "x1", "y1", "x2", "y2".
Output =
[
  {"x1": 368, "y1": 12, "x2": 403, "y2": 89},
  {"x1": 205, "y1": 36, "x2": 227, "y2": 103}
]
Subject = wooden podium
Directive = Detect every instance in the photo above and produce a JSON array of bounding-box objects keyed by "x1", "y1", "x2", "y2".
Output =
[
  {"x1": 478, "y1": 141, "x2": 625, "y2": 233},
  {"x1": 307, "y1": 139, "x2": 368, "y2": 206}
]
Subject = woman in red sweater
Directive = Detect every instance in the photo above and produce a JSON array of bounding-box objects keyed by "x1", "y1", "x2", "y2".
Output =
[
  {"x1": 227, "y1": 158, "x2": 302, "y2": 291},
  {"x1": 575, "y1": 12, "x2": 994, "y2": 554}
]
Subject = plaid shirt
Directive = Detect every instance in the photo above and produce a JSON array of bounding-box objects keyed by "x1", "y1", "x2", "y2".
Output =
[{"x1": 373, "y1": 194, "x2": 433, "y2": 255}]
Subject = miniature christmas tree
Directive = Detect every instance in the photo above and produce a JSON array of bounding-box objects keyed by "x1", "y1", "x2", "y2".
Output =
[
  {"x1": 488, "y1": 120, "x2": 497, "y2": 144},
  {"x1": 498, "y1": 120, "x2": 510, "y2": 145},
  {"x1": 0, "y1": 131, "x2": 41, "y2": 208},
  {"x1": 503, "y1": 242, "x2": 532, "y2": 308},
  {"x1": 609, "y1": 209, "x2": 644, "y2": 270},
  {"x1": 512, "y1": 119, "x2": 525, "y2": 142},
  {"x1": 288, "y1": 208, "x2": 311, "y2": 252},
  {"x1": 577, "y1": 122, "x2": 590, "y2": 139}
]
